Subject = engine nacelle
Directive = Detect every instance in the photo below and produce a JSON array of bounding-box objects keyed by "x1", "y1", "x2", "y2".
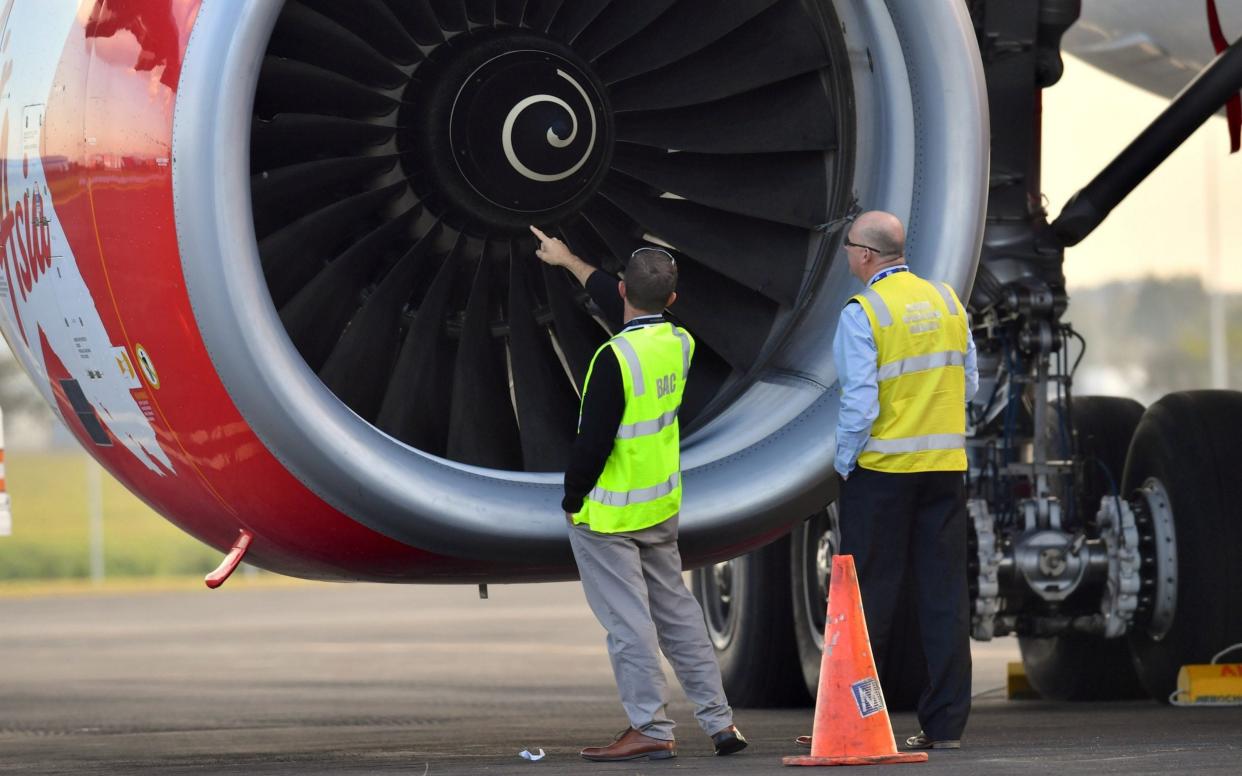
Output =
[{"x1": 0, "y1": 0, "x2": 986, "y2": 582}]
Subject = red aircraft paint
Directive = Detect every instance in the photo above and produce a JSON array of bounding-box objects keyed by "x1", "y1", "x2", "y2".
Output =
[{"x1": 0, "y1": 0, "x2": 502, "y2": 583}]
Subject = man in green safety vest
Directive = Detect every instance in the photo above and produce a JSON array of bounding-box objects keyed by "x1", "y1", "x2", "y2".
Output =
[{"x1": 531, "y1": 226, "x2": 746, "y2": 763}]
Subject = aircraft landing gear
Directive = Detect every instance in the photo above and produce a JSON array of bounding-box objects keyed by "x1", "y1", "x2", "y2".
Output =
[
  {"x1": 691, "y1": 536, "x2": 807, "y2": 707},
  {"x1": 1017, "y1": 396, "x2": 1147, "y2": 701}
]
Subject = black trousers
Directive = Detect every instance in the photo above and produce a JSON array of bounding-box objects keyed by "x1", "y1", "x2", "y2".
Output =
[{"x1": 839, "y1": 467, "x2": 971, "y2": 741}]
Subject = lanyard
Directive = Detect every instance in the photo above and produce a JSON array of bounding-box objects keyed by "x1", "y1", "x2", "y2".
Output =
[
  {"x1": 623, "y1": 315, "x2": 665, "y2": 332},
  {"x1": 869, "y1": 265, "x2": 909, "y2": 286}
]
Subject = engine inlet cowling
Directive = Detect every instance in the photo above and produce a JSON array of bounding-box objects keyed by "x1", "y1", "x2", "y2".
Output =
[{"x1": 172, "y1": 0, "x2": 987, "y2": 569}]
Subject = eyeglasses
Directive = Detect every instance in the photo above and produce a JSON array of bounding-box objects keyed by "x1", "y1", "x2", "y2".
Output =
[
  {"x1": 842, "y1": 237, "x2": 883, "y2": 254},
  {"x1": 630, "y1": 246, "x2": 676, "y2": 266}
]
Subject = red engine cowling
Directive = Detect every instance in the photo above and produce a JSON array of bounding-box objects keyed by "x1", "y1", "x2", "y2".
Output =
[{"x1": 0, "y1": 0, "x2": 987, "y2": 582}]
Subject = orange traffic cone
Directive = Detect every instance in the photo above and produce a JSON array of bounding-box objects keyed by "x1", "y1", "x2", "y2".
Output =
[{"x1": 784, "y1": 554, "x2": 927, "y2": 766}]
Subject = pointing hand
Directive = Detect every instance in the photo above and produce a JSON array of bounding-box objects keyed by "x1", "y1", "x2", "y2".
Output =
[{"x1": 530, "y1": 225, "x2": 573, "y2": 267}]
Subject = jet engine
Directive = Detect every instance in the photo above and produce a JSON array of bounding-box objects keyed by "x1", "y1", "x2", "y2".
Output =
[{"x1": 0, "y1": 0, "x2": 986, "y2": 581}]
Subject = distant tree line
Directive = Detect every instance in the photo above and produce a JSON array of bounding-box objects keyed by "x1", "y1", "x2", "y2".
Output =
[{"x1": 1066, "y1": 276, "x2": 1241, "y2": 403}]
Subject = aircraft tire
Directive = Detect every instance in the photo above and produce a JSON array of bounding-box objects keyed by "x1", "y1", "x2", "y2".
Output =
[
  {"x1": 790, "y1": 505, "x2": 926, "y2": 711},
  {"x1": 1123, "y1": 390, "x2": 1242, "y2": 703},
  {"x1": 691, "y1": 537, "x2": 808, "y2": 707}
]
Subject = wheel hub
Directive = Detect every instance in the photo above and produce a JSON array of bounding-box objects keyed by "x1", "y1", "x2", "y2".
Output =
[
  {"x1": 712, "y1": 561, "x2": 734, "y2": 605},
  {"x1": 1133, "y1": 477, "x2": 1177, "y2": 640},
  {"x1": 402, "y1": 31, "x2": 612, "y2": 233},
  {"x1": 815, "y1": 531, "x2": 833, "y2": 602}
]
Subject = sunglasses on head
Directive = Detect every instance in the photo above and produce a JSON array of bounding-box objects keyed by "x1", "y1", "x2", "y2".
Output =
[{"x1": 630, "y1": 246, "x2": 676, "y2": 266}]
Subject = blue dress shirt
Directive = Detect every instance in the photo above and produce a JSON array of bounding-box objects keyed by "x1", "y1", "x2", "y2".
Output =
[{"x1": 833, "y1": 267, "x2": 979, "y2": 478}]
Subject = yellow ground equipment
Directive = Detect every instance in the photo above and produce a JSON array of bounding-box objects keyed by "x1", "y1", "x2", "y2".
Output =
[
  {"x1": 1006, "y1": 661, "x2": 1040, "y2": 700},
  {"x1": 1170, "y1": 645, "x2": 1242, "y2": 706}
]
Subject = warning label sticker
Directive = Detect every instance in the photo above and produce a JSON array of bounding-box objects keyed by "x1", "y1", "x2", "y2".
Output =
[
  {"x1": 851, "y1": 677, "x2": 885, "y2": 718},
  {"x1": 134, "y1": 343, "x2": 160, "y2": 390}
]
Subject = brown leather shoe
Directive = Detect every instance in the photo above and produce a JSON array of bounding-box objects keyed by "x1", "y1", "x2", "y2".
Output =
[{"x1": 580, "y1": 727, "x2": 676, "y2": 762}]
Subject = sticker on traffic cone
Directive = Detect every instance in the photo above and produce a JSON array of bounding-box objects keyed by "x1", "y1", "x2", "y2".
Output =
[{"x1": 784, "y1": 554, "x2": 927, "y2": 766}]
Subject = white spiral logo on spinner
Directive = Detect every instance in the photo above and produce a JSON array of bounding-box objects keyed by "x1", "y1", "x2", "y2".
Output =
[{"x1": 502, "y1": 69, "x2": 597, "y2": 183}]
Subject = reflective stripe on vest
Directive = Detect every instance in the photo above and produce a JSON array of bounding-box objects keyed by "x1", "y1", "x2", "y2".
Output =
[
  {"x1": 934, "y1": 282, "x2": 960, "y2": 314},
  {"x1": 864, "y1": 433, "x2": 966, "y2": 455},
  {"x1": 672, "y1": 326, "x2": 692, "y2": 378},
  {"x1": 859, "y1": 288, "x2": 893, "y2": 326},
  {"x1": 876, "y1": 350, "x2": 965, "y2": 382},
  {"x1": 861, "y1": 282, "x2": 961, "y2": 330},
  {"x1": 588, "y1": 472, "x2": 680, "y2": 507},
  {"x1": 617, "y1": 409, "x2": 679, "y2": 439},
  {"x1": 612, "y1": 336, "x2": 646, "y2": 397}
]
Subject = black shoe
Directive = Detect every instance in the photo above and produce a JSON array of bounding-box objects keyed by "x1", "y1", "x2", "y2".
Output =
[
  {"x1": 711, "y1": 725, "x2": 748, "y2": 756},
  {"x1": 905, "y1": 731, "x2": 961, "y2": 750}
]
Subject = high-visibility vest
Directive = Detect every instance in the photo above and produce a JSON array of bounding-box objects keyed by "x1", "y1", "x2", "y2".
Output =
[
  {"x1": 573, "y1": 321, "x2": 694, "y2": 533},
  {"x1": 851, "y1": 270, "x2": 969, "y2": 473}
]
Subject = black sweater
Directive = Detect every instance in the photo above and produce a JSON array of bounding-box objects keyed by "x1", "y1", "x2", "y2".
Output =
[{"x1": 561, "y1": 270, "x2": 669, "y2": 514}]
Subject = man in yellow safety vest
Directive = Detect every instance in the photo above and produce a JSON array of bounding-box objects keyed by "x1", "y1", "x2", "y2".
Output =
[
  {"x1": 829, "y1": 211, "x2": 978, "y2": 750},
  {"x1": 531, "y1": 226, "x2": 747, "y2": 763}
]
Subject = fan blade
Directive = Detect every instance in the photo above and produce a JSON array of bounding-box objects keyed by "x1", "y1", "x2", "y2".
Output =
[
  {"x1": 466, "y1": 0, "x2": 495, "y2": 25},
  {"x1": 507, "y1": 244, "x2": 577, "y2": 471},
  {"x1": 555, "y1": 217, "x2": 623, "y2": 324},
  {"x1": 430, "y1": 0, "x2": 469, "y2": 31},
  {"x1": 250, "y1": 156, "x2": 398, "y2": 239},
  {"x1": 609, "y1": 0, "x2": 830, "y2": 112},
  {"x1": 572, "y1": 1, "x2": 676, "y2": 63},
  {"x1": 381, "y1": 0, "x2": 445, "y2": 45},
  {"x1": 377, "y1": 235, "x2": 466, "y2": 453},
  {"x1": 667, "y1": 257, "x2": 778, "y2": 373},
  {"x1": 496, "y1": 0, "x2": 527, "y2": 25},
  {"x1": 559, "y1": 213, "x2": 624, "y2": 280},
  {"x1": 268, "y1": 4, "x2": 407, "y2": 89},
  {"x1": 611, "y1": 146, "x2": 829, "y2": 229},
  {"x1": 678, "y1": 342, "x2": 731, "y2": 430},
  {"x1": 579, "y1": 198, "x2": 642, "y2": 269},
  {"x1": 547, "y1": 0, "x2": 609, "y2": 44},
  {"x1": 255, "y1": 57, "x2": 398, "y2": 120},
  {"x1": 601, "y1": 181, "x2": 811, "y2": 306},
  {"x1": 541, "y1": 262, "x2": 607, "y2": 390},
  {"x1": 523, "y1": 0, "x2": 564, "y2": 31},
  {"x1": 614, "y1": 73, "x2": 835, "y2": 154},
  {"x1": 279, "y1": 206, "x2": 420, "y2": 372},
  {"x1": 251, "y1": 114, "x2": 396, "y2": 172},
  {"x1": 298, "y1": 0, "x2": 422, "y2": 65},
  {"x1": 319, "y1": 223, "x2": 445, "y2": 421},
  {"x1": 260, "y1": 182, "x2": 406, "y2": 308},
  {"x1": 595, "y1": 0, "x2": 778, "y2": 83},
  {"x1": 447, "y1": 244, "x2": 524, "y2": 469}
]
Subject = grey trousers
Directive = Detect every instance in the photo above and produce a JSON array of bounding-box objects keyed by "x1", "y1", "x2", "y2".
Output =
[{"x1": 568, "y1": 516, "x2": 733, "y2": 741}]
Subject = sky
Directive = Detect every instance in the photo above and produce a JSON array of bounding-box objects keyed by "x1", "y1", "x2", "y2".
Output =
[{"x1": 1043, "y1": 55, "x2": 1242, "y2": 291}]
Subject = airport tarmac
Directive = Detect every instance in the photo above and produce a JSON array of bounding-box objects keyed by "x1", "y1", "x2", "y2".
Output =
[{"x1": 1, "y1": 580, "x2": 1239, "y2": 775}]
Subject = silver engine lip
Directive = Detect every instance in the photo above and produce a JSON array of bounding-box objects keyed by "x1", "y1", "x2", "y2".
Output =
[{"x1": 171, "y1": 0, "x2": 987, "y2": 566}]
